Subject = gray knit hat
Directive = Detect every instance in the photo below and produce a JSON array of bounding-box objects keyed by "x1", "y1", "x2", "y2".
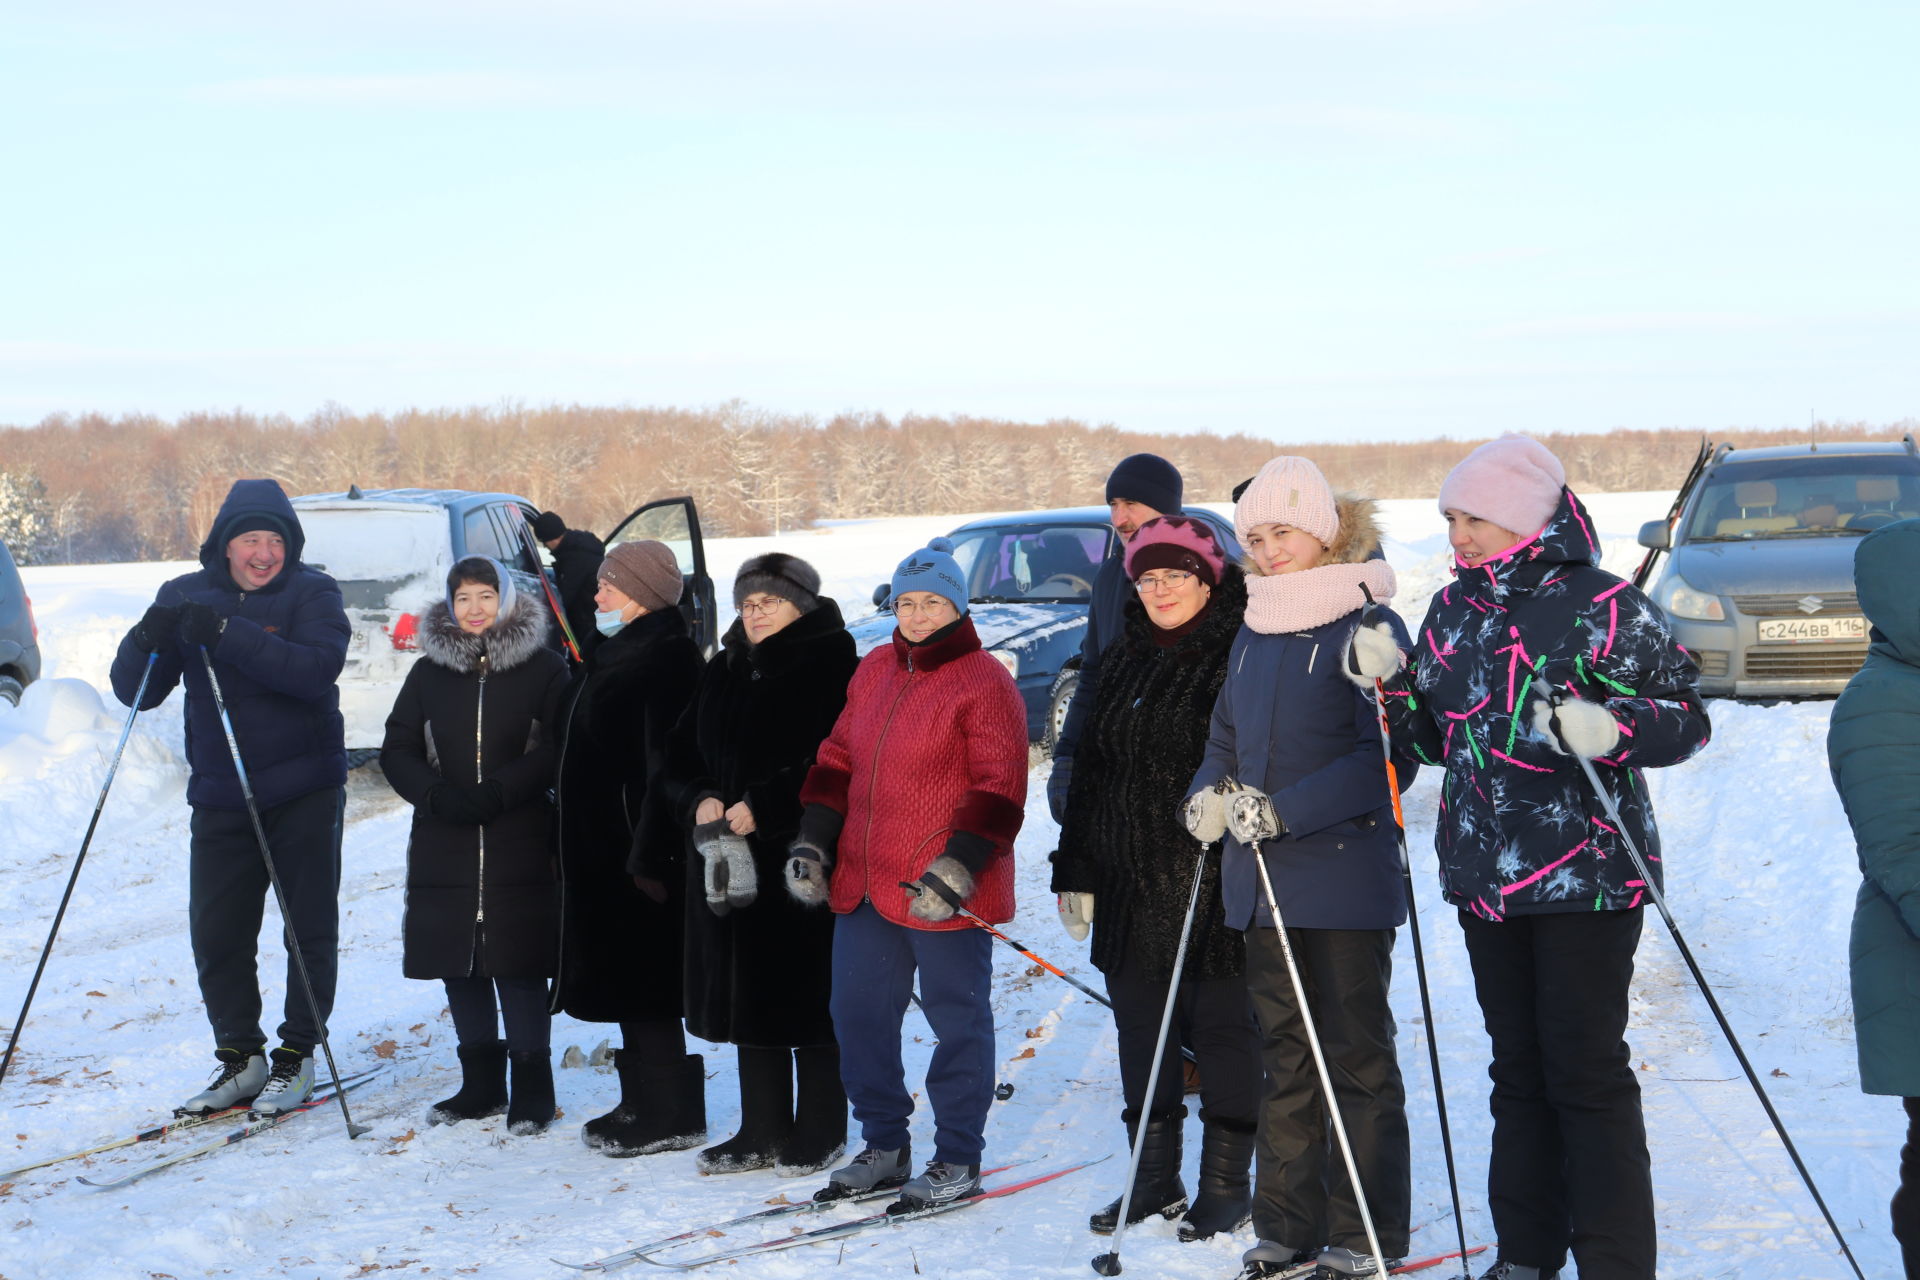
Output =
[
  {"x1": 733, "y1": 552, "x2": 822, "y2": 612},
  {"x1": 598, "y1": 540, "x2": 683, "y2": 612}
]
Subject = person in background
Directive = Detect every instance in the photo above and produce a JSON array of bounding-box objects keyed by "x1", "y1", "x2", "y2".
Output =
[
  {"x1": 531, "y1": 510, "x2": 605, "y2": 659},
  {"x1": 786, "y1": 538, "x2": 1028, "y2": 1211},
  {"x1": 110, "y1": 479, "x2": 350, "y2": 1120},
  {"x1": 380, "y1": 557, "x2": 569, "y2": 1132},
  {"x1": 1827, "y1": 517, "x2": 1920, "y2": 1279}
]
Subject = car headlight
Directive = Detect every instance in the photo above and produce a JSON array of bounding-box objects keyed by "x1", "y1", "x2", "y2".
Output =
[
  {"x1": 1661, "y1": 577, "x2": 1726, "y2": 622},
  {"x1": 990, "y1": 649, "x2": 1020, "y2": 679}
]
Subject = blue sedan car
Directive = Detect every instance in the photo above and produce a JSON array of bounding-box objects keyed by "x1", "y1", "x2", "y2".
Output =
[{"x1": 850, "y1": 505, "x2": 1242, "y2": 744}]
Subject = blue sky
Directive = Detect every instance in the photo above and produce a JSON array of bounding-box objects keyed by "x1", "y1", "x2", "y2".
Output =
[{"x1": 2, "y1": 1, "x2": 1914, "y2": 442}]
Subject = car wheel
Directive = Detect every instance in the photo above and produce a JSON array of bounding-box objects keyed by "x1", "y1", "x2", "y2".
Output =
[
  {"x1": 0, "y1": 675, "x2": 22, "y2": 707},
  {"x1": 1044, "y1": 668, "x2": 1079, "y2": 754}
]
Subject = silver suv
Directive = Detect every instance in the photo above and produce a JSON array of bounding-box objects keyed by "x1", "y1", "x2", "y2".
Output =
[
  {"x1": 0, "y1": 538, "x2": 42, "y2": 705},
  {"x1": 1637, "y1": 436, "x2": 1920, "y2": 698}
]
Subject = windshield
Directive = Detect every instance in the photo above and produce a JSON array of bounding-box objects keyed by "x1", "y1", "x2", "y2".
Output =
[
  {"x1": 297, "y1": 507, "x2": 449, "y2": 608},
  {"x1": 948, "y1": 524, "x2": 1113, "y2": 603},
  {"x1": 1682, "y1": 456, "x2": 1920, "y2": 543}
]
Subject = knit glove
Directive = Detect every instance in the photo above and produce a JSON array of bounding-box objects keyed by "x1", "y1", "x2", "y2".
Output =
[
  {"x1": 1343, "y1": 620, "x2": 1400, "y2": 687},
  {"x1": 1531, "y1": 697, "x2": 1621, "y2": 760},
  {"x1": 1057, "y1": 892, "x2": 1094, "y2": 941},
  {"x1": 179, "y1": 601, "x2": 228, "y2": 648},
  {"x1": 132, "y1": 604, "x2": 181, "y2": 654},
  {"x1": 906, "y1": 856, "x2": 974, "y2": 923},
  {"x1": 694, "y1": 818, "x2": 758, "y2": 916},
  {"x1": 1226, "y1": 788, "x2": 1285, "y2": 844}
]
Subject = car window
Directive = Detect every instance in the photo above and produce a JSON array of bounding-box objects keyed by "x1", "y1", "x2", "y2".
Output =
[
  {"x1": 607, "y1": 501, "x2": 698, "y2": 575},
  {"x1": 950, "y1": 524, "x2": 1111, "y2": 602},
  {"x1": 296, "y1": 507, "x2": 450, "y2": 608},
  {"x1": 1683, "y1": 457, "x2": 1920, "y2": 541},
  {"x1": 491, "y1": 504, "x2": 541, "y2": 574},
  {"x1": 461, "y1": 507, "x2": 509, "y2": 561}
]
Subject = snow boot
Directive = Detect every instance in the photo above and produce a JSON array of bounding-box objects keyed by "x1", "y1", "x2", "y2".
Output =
[
  {"x1": 889, "y1": 1159, "x2": 981, "y2": 1213},
  {"x1": 814, "y1": 1143, "x2": 910, "y2": 1202},
  {"x1": 1179, "y1": 1111, "x2": 1255, "y2": 1241},
  {"x1": 775, "y1": 1044, "x2": 847, "y2": 1177},
  {"x1": 1478, "y1": 1263, "x2": 1559, "y2": 1280},
  {"x1": 429, "y1": 1041, "x2": 509, "y2": 1125},
  {"x1": 248, "y1": 1046, "x2": 315, "y2": 1117},
  {"x1": 506, "y1": 1048, "x2": 557, "y2": 1135},
  {"x1": 1313, "y1": 1246, "x2": 1403, "y2": 1277},
  {"x1": 1235, "y1": 1241, "x2": 1322, "y2": 1280},
  {"x1": 1089, "y1": 1106, "x2": 1188, "y2": 1235},
  {"x1": 178, "y1": 1047, "x2": 268, "y2": 1115},
  {"x1": 696, "y1": 1045, "x2": 792, "y2": 1175},
  {"x1": 583, "y1": 1051, "x2": 707, "y2": 1157}
]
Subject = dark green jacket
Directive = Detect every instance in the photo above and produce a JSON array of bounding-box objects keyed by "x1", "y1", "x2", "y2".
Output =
[{"x1": 1828, "y1": 518, "x2": 1920, "y2": 1097}]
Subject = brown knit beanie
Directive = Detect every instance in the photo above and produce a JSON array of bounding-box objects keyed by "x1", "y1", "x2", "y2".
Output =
[{"x1": 597, "y1": 540, "x2": 683, "y2": 612}]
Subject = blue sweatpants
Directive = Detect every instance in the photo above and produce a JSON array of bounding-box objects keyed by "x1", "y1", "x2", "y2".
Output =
[{"x1": 830, "y1": 901, "x2": 996, "y2": 1165}]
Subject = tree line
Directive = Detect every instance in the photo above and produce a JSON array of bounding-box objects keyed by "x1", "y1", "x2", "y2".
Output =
[{"x1": 0, "y1": 401, "x2": 1912, "y2": 564}]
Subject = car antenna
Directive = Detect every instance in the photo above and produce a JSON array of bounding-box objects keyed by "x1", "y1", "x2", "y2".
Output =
[
  {"x1": 1809, "y1": 410, "x2": 1818, "y2": 453},
  {"x1": 347, "y1": 483, "x2": 364, "y2": 499}
]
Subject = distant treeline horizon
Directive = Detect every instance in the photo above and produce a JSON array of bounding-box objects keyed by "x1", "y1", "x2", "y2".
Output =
[{"x1": 0, "y1": 402, "x2": 1913, "y2": 565}]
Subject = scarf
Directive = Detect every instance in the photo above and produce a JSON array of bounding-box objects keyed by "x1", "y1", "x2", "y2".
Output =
[{"x1": 1243, "y1": 560, "x2": 1397, "y2": 635}]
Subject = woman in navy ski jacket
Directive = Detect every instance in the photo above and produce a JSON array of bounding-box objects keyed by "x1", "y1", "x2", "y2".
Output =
[{"x1": 1352, "y1": 435, "x2": 1710, "y2": 1280}]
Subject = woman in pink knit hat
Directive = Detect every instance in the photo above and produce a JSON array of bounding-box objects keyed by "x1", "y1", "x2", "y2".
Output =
[
  {"x1": 1348, "y1": 435, "x2": 1710, "y2": 1280},
  {"x1": 1185, "y1": 456, "x2": 1422, "y2": 1280}
]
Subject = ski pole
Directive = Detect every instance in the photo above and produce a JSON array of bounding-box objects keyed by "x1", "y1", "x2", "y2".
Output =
[
  {"x1": 200, "y1": 649, "x2": 369, "y2": 1140},
  {"x1": 1357, "y1": 584, "x2": 1471, "y2": 1278},
  {"x1": 1550, "y1": 691, "x2": 1866, "y2": 1280},
  {"x1": 0, "y1": 651, "x2": 159, "y2": 1095},
  {"x1": 1087, "y1": 844, "x2": 1208, "y2": 1277},
  {"x1": 1242, "y1": 798, "x2": 1387, "y2": 1271},
  {"x1": 518, "y1": 512, "x2": 582, "y2": 663}
]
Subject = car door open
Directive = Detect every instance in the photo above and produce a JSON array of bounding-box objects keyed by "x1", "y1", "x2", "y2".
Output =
[{"x1": 603, "y1": 496, "x2": 716, "y2": 656}]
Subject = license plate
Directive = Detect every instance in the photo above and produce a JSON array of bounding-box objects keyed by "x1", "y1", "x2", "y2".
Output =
[
  {"x1": 1757, "y1": 616, "x2": 1868, "y2": 644},
  {"x1": 350, "y1": 631, "x2": 369, "y2": 651}
]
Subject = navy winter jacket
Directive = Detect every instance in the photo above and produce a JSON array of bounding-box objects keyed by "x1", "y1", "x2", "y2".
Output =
[
  {"x1": 1190, "y1": 604, "x2": 1421, "y2": 933},
  {"x1": 110, "y1": 480, "x2": 349, "y2": 811},
  {"x1": 1048, "y1": 550, "x2": 1130, "y2": 818},
  {"x1": 1381, "y1": 488, "x2": 1710, "y2": 918}
]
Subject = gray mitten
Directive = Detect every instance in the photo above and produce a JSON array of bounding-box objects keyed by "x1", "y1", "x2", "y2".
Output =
[
  {"x1": 908, "y1": 855, "x2": 975, "y2": 923},
  {"x1": 694, "y1": 819, "x2": 758, "y2": 916}
]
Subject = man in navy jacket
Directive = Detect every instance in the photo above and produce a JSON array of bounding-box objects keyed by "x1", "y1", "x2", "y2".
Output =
[{"x1": 111, "y1": 479, "x2": 350, "y2": 1116}]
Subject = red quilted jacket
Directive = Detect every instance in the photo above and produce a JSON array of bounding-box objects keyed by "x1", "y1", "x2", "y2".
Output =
[{"x1": 800, "y1": 617, "x2": 1028, "y2": 929}]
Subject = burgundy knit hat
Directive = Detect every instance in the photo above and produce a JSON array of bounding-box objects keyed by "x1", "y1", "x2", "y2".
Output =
[{"x1": 1124, "y1": 515, "x2": 1226, "y2": 587}]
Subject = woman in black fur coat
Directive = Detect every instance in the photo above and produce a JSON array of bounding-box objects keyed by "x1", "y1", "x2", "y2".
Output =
[
  {"x1": 1052, "y1": 516, "x2": 1262, "y2": 1243},
  {"x1": 382, "y1": 556, "x2": 571, "y2": 1134},
  {"x1": 654, "y1": 553, "x2": 859, "y2": 1177}
]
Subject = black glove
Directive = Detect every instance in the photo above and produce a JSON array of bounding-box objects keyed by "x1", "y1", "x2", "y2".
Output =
[
  {"x1": 132, "y1": 604, "x2": 181, "y2": 653},
  {"x1": 1046, "y1": 757, "x2": 1072, "y2": 826},
  {"x1": 179, "y1": 602, "x2": 228, "y2": 648}
]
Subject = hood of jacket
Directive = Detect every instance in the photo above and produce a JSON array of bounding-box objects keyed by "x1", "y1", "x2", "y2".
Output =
[
  {"x1": 1449, "y1": 485, "x2": 1601, "y2": 605},
  {"x1": 418, "y1": 588, "x2": 551, "y2": 673},
  {"x1": 1856, "y1": 518, "x2": 1920, "y2": 667},
  {"x1": 197, "y1": 479, "x2": 306, "y2": 571},
  {"x1": 723, "y1": 598, "x2": 850, "y2": 679}
]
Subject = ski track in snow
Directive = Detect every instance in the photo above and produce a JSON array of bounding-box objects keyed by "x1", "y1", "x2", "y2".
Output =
[{"x1": 1, "y1": 494, "x2": 1900, "y2": 1279}]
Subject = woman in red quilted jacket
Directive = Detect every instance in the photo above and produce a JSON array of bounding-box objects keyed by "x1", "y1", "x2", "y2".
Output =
[{"x1": 785, "y1": 537, "x2": 1028, "y2": 1211}]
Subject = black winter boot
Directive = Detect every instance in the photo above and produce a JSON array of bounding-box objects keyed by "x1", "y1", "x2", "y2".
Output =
[
  {"x1": 429, "y1": 1041, "x2": 509, "y2": 1126},
  {"x1": 777, "y1": 1044, "x2": 848, "y2": 1177},
  {"x1": 1089, "y1": 1107, "x2": 1188, "y2": 1234},
  {"x1": 697, "y1": 1046, "x2": 793, "y2": 1175},
  {"x1": 507, "y1": 1049, "x2": 557, "y2": 1135},
  {"x1": 1179, "y1": 1110, "x2": 1256, "y2": 1241},
  {"x1": 584, "y1": 1051, "x2": 708, "y2": 1157}
]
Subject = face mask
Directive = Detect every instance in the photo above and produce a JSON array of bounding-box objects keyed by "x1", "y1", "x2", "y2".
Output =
[{"x1": 594, "y1": 609, "x2": 627, "y2": 637}]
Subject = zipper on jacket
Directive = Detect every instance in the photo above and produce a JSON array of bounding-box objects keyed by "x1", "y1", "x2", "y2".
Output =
[
  {"x1": 860, "y1": 647, "x2": 918, "y2": 906},
  {"x1": 474, "y1": 650, "x2": 489, "y2": 932}
]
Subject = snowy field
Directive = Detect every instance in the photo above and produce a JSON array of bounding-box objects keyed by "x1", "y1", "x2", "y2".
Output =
[{"x1": 0, "y1": 494, "x2": 1899, "y2": 1279}]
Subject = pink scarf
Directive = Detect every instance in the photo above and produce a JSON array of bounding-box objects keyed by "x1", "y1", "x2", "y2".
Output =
[{"x1": 1244, "y1": 560, "x2": 1397, "y2": 635}]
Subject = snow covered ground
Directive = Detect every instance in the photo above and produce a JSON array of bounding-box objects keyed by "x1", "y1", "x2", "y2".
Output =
[{"x1": 1, "y1": 494, "x2": 1899, "y2": 1279}]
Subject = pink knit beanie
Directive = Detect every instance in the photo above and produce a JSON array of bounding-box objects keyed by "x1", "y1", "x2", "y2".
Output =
[
  {"x1": 1234, "y1": 456, "x2": 1339, "y2": 548},
  {"x1": 1436, "y1": 434, "x2": 1567, "y2": 537},
  {"x1": 1124, "y1": 515, "x2": 1227, "y2": 586}
]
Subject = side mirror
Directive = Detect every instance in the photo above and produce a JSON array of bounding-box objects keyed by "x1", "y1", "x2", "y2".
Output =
[
  {"x1": 872, "y1": 583, "x2": 892, "y2": 611},
  {"x1": 1636, "y1": 520, "x2": 1672, "y2": 551}
]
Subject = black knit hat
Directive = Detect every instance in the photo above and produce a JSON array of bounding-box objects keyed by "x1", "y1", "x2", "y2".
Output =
[
  {"x1": 530, "y1": 511, "x2": 566, "y2": 542},
  {"x1": 733, "y1": 552, "x2": 822, "y2": 613},
  {"x1": 1106, "y1": 453, "x2": 1183, "y2": 515},
  {"x1": 222, "y1": 513, "x2": 291, "y2": 545}
]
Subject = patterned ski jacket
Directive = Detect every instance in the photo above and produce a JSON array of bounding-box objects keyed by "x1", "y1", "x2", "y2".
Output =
[{"x1": 1382, "y1": 488, "x2": 1710, "y2": 918}]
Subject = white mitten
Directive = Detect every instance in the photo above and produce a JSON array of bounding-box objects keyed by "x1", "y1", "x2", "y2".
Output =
[
  {"x1": 1531, "y1": 698, "x2": 1621, "y2": 759},
  {"x1": 1057, "y1": 892, "x2": 1095, "y2": 941},
  {"x1": 1226, "y1": 789, "x2": 1283, "y2": 843},
  {"x1": 1182, "y1": 788, "x2": 1228, "y2": 842},
  {"x1": 1343, "y1": 621, "x2": 1401, "y2": 687}
]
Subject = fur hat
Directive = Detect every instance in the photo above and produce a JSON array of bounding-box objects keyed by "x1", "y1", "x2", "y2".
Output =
[
  {"x1": 1124, "y1": 515, "x2": 1226, "y2": 587},
  {"x1": 1235, "y1": 456, "x2": 1340, "y2": 548},
  {"x1": 891, "y1": 537, "x2": 968, "y2": 615},
  {"x1": 598, "y1": 539, "x2": 683, "y2": 612},
  {"x1": 1437, "y1": 434, "x2": 1567, "y2": 538},
  {"x1": 530, "y1": 511, "x2": 566, "y2": 542},
  {"x1": 1106, "y1": 453, "x2": 1183, "y2": 515},
  {"x1": 734, "y1": 552, "x2": 823, "y2": 612}
]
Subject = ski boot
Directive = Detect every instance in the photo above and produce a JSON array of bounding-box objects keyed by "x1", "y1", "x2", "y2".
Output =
[
  {"x1": 888, "y1": 1160, "x2": 981, "y2": 1213},
  {"x1": 1314, "y1": 1245, "x2": 1405, "y2": 1277},
  {"x1": 814, "y1": 1143, "x2": 910, "y2": 1202},
  {"x1": 1235, "y1": 1241, "x2": 1321, "y2": 1280},
  {"x1": 178, "y1": 1047, "x2": 268, "y2": 1116},
  {"x1": 1479, "y1": 1263, "x2": 1560, "y2": 1280},
  {"x1": 249, "y1": 1047, "x2": 315, "y2": 1117}
]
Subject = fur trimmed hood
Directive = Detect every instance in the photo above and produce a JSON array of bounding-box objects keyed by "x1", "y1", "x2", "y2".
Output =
[
  {"x1": 1242, "y1": 494, "x2": 1384, "y2": 577},
  {"x1": 418, "y1": 589, "x2": 551, "y2": 674}
]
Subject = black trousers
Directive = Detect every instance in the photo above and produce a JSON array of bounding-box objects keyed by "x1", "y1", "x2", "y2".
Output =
[
  {"x1": 1458, "y1": 907, "x2": 1653, "y2": 1279},
  {"x1": 445, "y1": 976, "x2": 551, "y2": 1054},
  {"x1": 187, "y1": 787, "x2": 344, "y2": 1053},
  {"x1": 1106, "y1": 958, "x2": 1261, "y2": 1125},
  {"x1": 1898, "y1": 1097, "x2": 1920, "y2": 1279},
  {"x1": 1243, "y1": 925, "x2": 1410, "y2": 1256}
]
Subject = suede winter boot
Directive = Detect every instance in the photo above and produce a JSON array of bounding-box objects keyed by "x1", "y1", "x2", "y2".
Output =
[
  {"x1": 506, "y1": 1048, "x2": 557, "y2": 1135},
  {"x1": 1178, "y1": 1111, "x2": 1256, "y2": 1241},
  {"x1": 697, "y1": 1046, "x2": 793, "y2": 1175},
  {"x1": 776, "y1": 1044, "x2": 848, "y2": 1177},
  {"x1": 1089, "y1": 1106, "x2": 1188, "y2": 1234},
  {"x1": 429, "y1": 1041, "x2": 510, "y2": 1126},
  {"x1": 584, "y1": 1051, "x2": 708, "y2": 1157}
]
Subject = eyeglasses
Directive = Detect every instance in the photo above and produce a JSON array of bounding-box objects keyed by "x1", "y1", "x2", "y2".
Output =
[
  {"x1": 1134, "y1": 570, "x2": 1197, "y2": 594},
  {"x1": 893, "y1": 598, "x2": 956, "y2": 617},
  {"x1": 738, "y1": 597, "x2": 790, "y2": 618}
]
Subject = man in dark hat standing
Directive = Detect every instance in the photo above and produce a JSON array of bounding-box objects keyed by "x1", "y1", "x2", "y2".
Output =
[
  {"x1": 532, "y1": 510, "x2": 605, "y2": 659},
  {"x1": 111, "y1": 479, "x2": 351, "y2": 1119},
  {"x1": 1047, "y1": 453, "x2": 1183, "y2": 823}
]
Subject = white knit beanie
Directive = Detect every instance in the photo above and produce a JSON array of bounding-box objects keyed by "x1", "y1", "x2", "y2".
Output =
[{"x1": 1234, "y1": 456, "x2": 1340, "y2": 548}]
